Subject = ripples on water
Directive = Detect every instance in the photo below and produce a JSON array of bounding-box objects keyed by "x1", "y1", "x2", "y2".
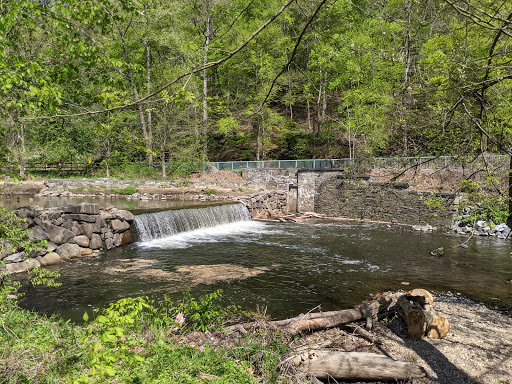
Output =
[{"x1": 18, "y1": 218, "x2": 512, "y2": 321}]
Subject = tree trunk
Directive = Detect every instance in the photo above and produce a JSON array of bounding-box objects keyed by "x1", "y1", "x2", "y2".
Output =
[
  {"x1": 145, "y1": 27, "x2": 153, "y2": 167},
  {"x1": 18, "y1": 123, "x2": 26, "y2": 178},
  {"x1": 202, "y1": 16, "x2": 211, "y2": 162},
  {"x1": 293, "y1": 350, "x2": 426, "y2": 381},
  {"x1": 401, "y1": 1, "x2": 412, "y2": 155},
  {"x1": 508, "y1": 155, "x2": 512, "y2": 229},
  {"x1": 307, "y1": 100, "x2": 312, "y2": 131},
  {"x1": 114, "y1": 19, "x2": 152, "y2": 166}
]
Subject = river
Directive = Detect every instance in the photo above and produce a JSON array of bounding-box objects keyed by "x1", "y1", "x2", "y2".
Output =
[{"x1": 8, "y1": 197, "x2": 511, "y2": 321}]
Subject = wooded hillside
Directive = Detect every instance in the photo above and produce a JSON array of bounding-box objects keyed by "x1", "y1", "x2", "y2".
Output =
[{"x1": 1, "y1": 0, "x2": 511, "y2": 176}]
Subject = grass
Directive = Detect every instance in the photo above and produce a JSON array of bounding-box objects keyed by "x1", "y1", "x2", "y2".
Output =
[{"x1": 0, "y1": 289, "x2": 291, "y2": 384}]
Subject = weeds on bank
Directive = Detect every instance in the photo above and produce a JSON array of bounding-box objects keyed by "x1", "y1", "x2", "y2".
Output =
[{"x1": 0, "y1": 285, "x2": 290, "y2": 384}]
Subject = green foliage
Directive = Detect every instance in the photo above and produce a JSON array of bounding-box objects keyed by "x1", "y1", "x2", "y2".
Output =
[
  {"x1": 0, "y1": 207, "x2": 46, "y2": 255},
  {"x1": 230, "y1": 329, "x2": 289, "y2": 383},
  {"x1": 167, "y1": 290, "x2": 224, "y2": 332},
  {"x1": 421, "y1": 192, "x2": 444, "y2": 211},
  {"x1": 205, "y1": 188, "x2": 217, "y2": 196},
  {"x1": 118, "y1": 186, "x2": 140, "y2": 195},
  {"x1": 28, "y1": 267, "x2": 62, "y2": 287},
  {"x1": 459, "y1": 178, "x2": 509, "y2": 225},
  {"x1": 78, "y1": 297, "x2": 157, "y2": 381}
]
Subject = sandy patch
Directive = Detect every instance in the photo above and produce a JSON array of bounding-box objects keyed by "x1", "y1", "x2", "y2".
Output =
[{"x1": 104, "y1": 259, "x2": 274, "y2": 287}]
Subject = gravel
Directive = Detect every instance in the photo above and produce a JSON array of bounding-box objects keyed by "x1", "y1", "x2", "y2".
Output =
[{"x1": 373, "y1": 293, "x2": 512, "y2": 383}]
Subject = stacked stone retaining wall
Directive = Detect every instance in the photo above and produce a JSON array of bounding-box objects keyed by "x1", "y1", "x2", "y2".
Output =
[
  {"x1": 237, "y1": 191, "x2": 288, "y2": 219},
  {"x1": 0, "y1": 203, "x2": 134, "y2": 274},
  {"x1": 315, "y1": 175, "x2": 460, "y2": 227}
]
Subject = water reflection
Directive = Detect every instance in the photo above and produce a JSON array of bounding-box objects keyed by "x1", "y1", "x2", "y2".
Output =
[{"x1": 0, "y1": 194, "x2": 221, "y2": 214}]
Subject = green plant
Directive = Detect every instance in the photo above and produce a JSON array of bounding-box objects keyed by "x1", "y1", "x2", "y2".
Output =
[
  {"x1": 167, "y1": 290, "x2": 223, "y2": 332},
  {"x1": 118, "y1": 186, "x2": 140, "y2": 195},
  {"x1": 75, "y1": 186, "x2": 86, "y2": 192},
  {"x1": 0, "y1": 207, "x2": 47, "y2": 256},
  {"x1": 29, "y1": 267, "x2": 62, "y2": 287},
  {"x1": 422, "y1": 192, "x2": 444, "y2": 211},
  {"x1": 205, "y1": 188, "x2": 216, "y2": 196},
  {"x1": 78, "y1": 297, "x2": 156, "y2": 381}
]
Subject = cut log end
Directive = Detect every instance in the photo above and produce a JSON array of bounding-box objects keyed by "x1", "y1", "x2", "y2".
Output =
[
  {"x1": 428, "y1": 315, "x2": 450, "y2": 338},
  {"x1": 398, "y1": 289, "x2": 450, "y2": 340}
]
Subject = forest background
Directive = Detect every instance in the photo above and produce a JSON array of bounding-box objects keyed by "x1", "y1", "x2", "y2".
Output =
[{"x1": 0, "y1": 0, "x2": 511, "y2": 179}]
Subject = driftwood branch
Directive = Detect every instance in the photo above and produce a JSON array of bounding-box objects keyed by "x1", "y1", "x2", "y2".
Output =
[{"x1": 229, "y1": 301, "x2": 379, "y2": 335}]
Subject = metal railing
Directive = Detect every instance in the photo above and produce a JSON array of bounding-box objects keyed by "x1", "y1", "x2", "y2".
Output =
[
  {"x1": 2, "y1": 155, "x2": 508, "y2": 176},
  {"x1": 209, "y1": 155, "x2": 509, "y2": 171}
]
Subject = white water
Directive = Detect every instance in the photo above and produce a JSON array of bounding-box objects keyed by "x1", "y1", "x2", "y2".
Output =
[
  {"x1": 133, "y1": 203, "x2": 252, "y2": 243},
  {"x1": 137, "y1": 220, "x2": 267, "y2": 249}
]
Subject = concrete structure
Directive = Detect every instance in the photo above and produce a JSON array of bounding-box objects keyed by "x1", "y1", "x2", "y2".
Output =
[{"x1": 241, "y1": 169, "x2": 460, "y2": 227}]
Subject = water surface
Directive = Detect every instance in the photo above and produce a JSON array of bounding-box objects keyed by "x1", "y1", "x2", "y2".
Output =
[{"x1": 18, "y1": 218, "x2": 512, "y2": 321}]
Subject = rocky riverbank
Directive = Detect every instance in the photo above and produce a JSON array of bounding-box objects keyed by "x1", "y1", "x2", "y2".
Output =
[{"x1": 0, "y1": 203, "x2": 133, "y2": 274}]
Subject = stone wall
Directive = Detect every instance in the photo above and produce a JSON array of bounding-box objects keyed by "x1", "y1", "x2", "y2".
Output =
[
  {"x1": 314, "y1": 175, "x2": 460, "y2": 227},
  {"x1": 241, "y1": 169, "x2": 298, "y2": 190},
  {"x1": 0, "y1": 203, "x2": 134, "y2": 275},
  {"x1": 237, "y1": 191, "x2": 288, "y2": 219}
]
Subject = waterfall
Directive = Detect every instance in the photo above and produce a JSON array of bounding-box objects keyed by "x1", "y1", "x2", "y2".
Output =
[{"x1": 133, "y1": 203, "x2": 251, "y2": 242}]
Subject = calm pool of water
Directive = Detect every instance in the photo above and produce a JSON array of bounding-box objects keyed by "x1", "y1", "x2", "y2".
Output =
[{"x1": 17, "y1": 217, "x2": 512, "y2": 321}]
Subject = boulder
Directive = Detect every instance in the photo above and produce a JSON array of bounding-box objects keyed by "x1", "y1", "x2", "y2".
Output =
[
  {"x1": 3, "y1": 252, "x2": 25, "y2": 264},
  {"x1": 6, "y1": 262, "x2": 28, "y2": 274},
  {"x1": 25, "y1": 258, "x2": 41, "y2": 271},
  {"x1": 14, "y1": 206, "x2": 39, "y2": 219},
  {"x1": 100, "y1": 210, "x2": 116, "y2": 220},
  {"x1": 120, "y1": 231, "x2": 132, "y2": 245},
  {"x1": 116, "y1": 210, "x2": 135, "y2": 222},
  {"x1": 39, "y1": 221, "x2": 74, "y2": 244},
  {"x1": 93, "y1": 217, "x2": 103, "y2": 233},
  {"x1": 90, "y1": 234, "x2": 102, "y2": 249},
  {"x1": 113, "y1": 233, "x2": 121, "y2": 247},
  {"x1": 56, "y1": 243, "x2": 81, "y2": 259},
  {"x1": 62, "y1": 204, "x2": 99, "y2": 214},
  {"x1": 28, "y1": 226, "x2": 49, "y2": 241},
  {"x1": 78, "y1": 203, "x2": 100, "y2": 215},
  {"x1": 111, "y1": 219, "x2": 130, "y2": 233},
  {"x1": 62, "y1": 221, "x2": 84, "y2": 236},
  {"x1": 104, "y1": 238, "x2": 114, "y2": 250},
  {"x1": 80, "y1": 247, "x2": 94, "y2": 256},
  {"x1": 73, "y1": 235, "x2": 90, "y2": 247},
  {"x1": 35, "y1": 255, "x2": 47, "y2": 267},
  {"x1": 81, "y1": 223, "x2": 94, "y2": 239},
  {"x1": 46, "y1": 242, "x2": 58, "y2": 252},
  {"x1": 62, "y1": 214, "x2": 97, "y2": 223},
  {"x1": 44, "y1": 210, "x2": 63, "y2": 221},
  {"x1": 0, "y1": 241, "x2": 13, "y2": 259},
  {"x1": 43, "y1": 252, "x2": 61, "y2": 265}
]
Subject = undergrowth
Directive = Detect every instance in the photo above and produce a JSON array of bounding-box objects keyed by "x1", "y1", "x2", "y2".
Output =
[{"x1": 0, "y1": 286, "x2": 290, "y2": 384}]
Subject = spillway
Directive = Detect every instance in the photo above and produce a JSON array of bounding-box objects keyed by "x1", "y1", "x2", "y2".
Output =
[{"x1": 133, "y1": 203, "x2": 251, "y2": 242}]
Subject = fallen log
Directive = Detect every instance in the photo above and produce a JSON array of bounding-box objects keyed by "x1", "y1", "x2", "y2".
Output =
[
  {"x1": 229, "y1": 301, "x2": 379, "y2": 335},
  {"x1": 397, "y1": 289, "x2": 450, "y2": 340},
  {"x1": 293, "y1": 350, "x2": 426, "y2": 381}
]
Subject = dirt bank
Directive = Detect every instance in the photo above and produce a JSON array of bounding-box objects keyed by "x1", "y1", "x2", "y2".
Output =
[{"x1": 0, "y1": 180, "x2": 45, "y2": 195}]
